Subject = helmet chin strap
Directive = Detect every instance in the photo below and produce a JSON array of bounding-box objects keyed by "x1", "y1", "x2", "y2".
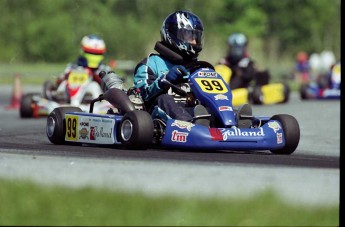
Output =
[{"x1": 154, "y1": 41, "x2": 184, "y2": 64}]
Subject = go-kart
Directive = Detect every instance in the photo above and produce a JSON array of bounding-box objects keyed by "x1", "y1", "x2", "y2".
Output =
[
  {"x1": 214, "y1": 64, "x2": 290, "y2": 106},
  {"x1": 46, "y1": 61, "x2": 300, "y2": 154},
  {"x1": 20, "y1": 67, "x2": 111, "y2": 118},
  {"x1": 300, "y1": 62, "x2": 340, "y2": 100}
]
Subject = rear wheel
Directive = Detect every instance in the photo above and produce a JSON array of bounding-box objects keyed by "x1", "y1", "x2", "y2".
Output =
[
  {"x1": 119, "y1": 110, "x2": 154, "y2": 149},
  {"x1": 46, "y1": 107, "x2": 82, "y2": 145},
  {"x1": 300, "y1": 84, "x2": 309, "y2": 99},
  {"x1": 20, "y1": 93, "x2": 41, "y2": 118},
  {"x1": 251, "y1": 86, "x2": 263, "y2": 104},
  {"x1": 270, "y1": 114, "x2": 300, "y2": 155},
  {"x1": 282, "y1": 82, "x2": 290, "y2": 103}
]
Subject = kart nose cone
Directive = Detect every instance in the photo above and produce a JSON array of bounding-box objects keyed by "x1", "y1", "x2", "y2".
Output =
[
  {"x1": 46, "y1": 116, "x2": 56, "y2": 137},
  {"x1": 121, "y1": 119, "x2": 133, "y2": 142}
]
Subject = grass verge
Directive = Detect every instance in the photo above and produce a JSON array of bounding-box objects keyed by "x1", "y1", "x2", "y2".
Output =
[{"x1": 0, "y1": 178, "x2": 338, "y2": 226}]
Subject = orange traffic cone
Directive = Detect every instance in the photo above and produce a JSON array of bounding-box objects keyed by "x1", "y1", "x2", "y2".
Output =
[{"x1": 5, "y1": 73, "x2": 22, "y2": 109}]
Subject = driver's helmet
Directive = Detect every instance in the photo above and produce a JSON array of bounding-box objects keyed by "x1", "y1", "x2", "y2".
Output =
[
  {"x1": 227, "y1": 33, "x2": 248, "y2": 63},
  {"x1": 80, "y1": 34, "x2": 106, "y2": 68},
  {"x1": 296, "y1": 51, "x2": 308, "y2": 63},
  {"x1": 160, "y1": 10, "x2": 204, "y2": 60}
]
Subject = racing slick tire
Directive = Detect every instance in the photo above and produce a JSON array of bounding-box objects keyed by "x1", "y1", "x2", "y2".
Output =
[
  {"x1": 282, "y1": 82, "x2": 290, "y2": 103},
  {"x1": 252, "y1": 86, "x2": 263, "y2": 104},
  {"x1": 20, "y1": 93, "x2": 41, "y2": 118},
  {"x1": 119, "y1": 110, "x2": 154, "y2": 149},
  {"x1": 300, "y1": 84, "x2": 309, "y2": 100},
  {"x1": 270, "y1": 114, "x2": 300, "y2": 155},
  {"x1": 46, "y1": 106, "x2": 82, "y2": 145}
]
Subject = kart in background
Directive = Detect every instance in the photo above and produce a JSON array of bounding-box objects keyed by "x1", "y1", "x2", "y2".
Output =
[
  {"x1": 300, "y1": 62, "x2": 341, "y2": 100},
  {"x1": 214, "y1": 64, "x2": 290, "y2": 106},
  {"x1": 20, "y1": 67, "x2": 111, "y2": 118},
  {"x1": 46, "y1": 61, "x2": 300, "y2": 155}
]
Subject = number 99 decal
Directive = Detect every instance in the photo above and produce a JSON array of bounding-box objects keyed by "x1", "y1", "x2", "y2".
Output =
[
  {"x1": 194, "y1": 78, "x2": 228, "y2": 94},
  {"x1": 65, "y1": 115, "x2": 78, "y2": 141}
]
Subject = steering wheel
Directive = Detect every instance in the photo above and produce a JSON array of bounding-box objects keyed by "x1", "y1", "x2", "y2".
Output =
[{"x1": 184, "y1": 61, "x2": 215, "y2": 74}]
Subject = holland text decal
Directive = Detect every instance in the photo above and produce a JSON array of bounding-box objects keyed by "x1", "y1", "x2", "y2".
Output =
[
  {"x1": 90, "y1": 126, "x2": 113, "y2": 140},
  {"x1": 221, "y1": 127, "x2": 264, "y2": 140}
]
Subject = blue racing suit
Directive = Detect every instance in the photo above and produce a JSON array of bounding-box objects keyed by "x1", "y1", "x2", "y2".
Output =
[{"x1": 133, "y1": 53, "x2": 194, "y2": 122}]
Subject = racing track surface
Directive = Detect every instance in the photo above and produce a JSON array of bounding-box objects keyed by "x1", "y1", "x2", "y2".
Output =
[{"x1": 0, "y1": 85, "x2": 340, "y2": 207}]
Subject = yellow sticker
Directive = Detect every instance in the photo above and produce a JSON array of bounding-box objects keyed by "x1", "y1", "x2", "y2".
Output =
[
  {"x1": 65, "y1": 115, "x2": 78, "y2": 141},
  {"x1": 194, "y1": 78, "x2": 228, "y2": 94},
  {"x1": 68, "y1": 71, "x2": 89, "y2": 86}
]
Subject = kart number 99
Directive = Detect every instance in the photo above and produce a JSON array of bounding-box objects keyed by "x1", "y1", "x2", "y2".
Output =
[
  {"x1": 65, "y1": 116, "x2": 78, "y2": 141},
  {"x1": 194, "y1": 78, "x2": 228, "y2": 94}
]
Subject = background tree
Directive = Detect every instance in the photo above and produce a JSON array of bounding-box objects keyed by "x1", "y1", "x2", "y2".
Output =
[{"x1": 0, "y1": 0, "x2": 340, "y2": 71}]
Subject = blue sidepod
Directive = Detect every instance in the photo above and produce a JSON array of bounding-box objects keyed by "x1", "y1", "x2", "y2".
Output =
[{"x1": 161, "y1": 119, "x2": 286, "y2": 151}]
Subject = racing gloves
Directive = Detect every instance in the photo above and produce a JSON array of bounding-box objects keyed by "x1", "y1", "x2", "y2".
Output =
[{"x1": 159, "y1": 65, "x2": 188, "y2": 89}]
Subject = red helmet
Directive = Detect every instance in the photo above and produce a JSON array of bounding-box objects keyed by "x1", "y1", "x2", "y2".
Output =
[{"x1": 80, "y1": 34, "x2": 106, "y2": 68}]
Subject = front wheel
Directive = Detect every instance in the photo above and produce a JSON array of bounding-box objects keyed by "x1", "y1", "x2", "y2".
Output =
[
  {"x1": 20, "y1": 93, "x2": 41, "y2": 118},
  {"x1": 46, "y1": 106, "x2": 83, "y2": 145},
  {"x1": 119, "y1": 110, "x2": 154, "y2": 149},
  {"x1": 270, "y1": 114, "x2": 300, "y2": 155}
]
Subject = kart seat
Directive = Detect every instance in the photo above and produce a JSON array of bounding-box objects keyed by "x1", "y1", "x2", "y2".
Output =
[
  {"x1": 192, "y1": 104, "x2": 211, "y2": 127},
  {"x1": 236, "y1": 104, "x2": 253, "y2": 128}
]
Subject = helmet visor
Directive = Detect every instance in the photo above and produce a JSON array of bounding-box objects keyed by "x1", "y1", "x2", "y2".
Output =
[
  {"x1": 229, "y1": 46, "x2": 245, "y2": 62},
  {"x1": 84, "y1": 53, "x2": 104, "y2": 68},
  {"x1": 177, "y1": 28, "x2": 203, "y2": 49}
]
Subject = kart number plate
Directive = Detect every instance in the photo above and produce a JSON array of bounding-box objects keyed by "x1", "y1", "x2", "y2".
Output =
[
  {"x1": 194, "y1": 78, "x2": 228, "y2": 94},
  {"x1": 65, "y1": 115, "x2": 79, "y2": 141},
  {"x1": 68, "y1": 71, "x2": 89, "y2": 86}
]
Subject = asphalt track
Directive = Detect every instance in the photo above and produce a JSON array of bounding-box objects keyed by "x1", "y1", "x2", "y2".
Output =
[{"x1": 0, "y1": 85, "x2": 340, "y2": 207}]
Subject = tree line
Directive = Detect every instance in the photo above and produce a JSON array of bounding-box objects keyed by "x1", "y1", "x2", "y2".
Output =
[{"x1": 0, "y1": 0, "x2": 340, "y2": 66}]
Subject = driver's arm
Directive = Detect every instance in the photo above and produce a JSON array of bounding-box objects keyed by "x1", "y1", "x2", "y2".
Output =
[{"x1": 133, "y1": 56, "x2": 170, "y2": 101}]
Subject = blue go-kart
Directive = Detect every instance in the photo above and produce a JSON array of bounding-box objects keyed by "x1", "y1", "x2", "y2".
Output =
[{"x1": 46, "y1": 61, "x2": 300, "y2": 155}]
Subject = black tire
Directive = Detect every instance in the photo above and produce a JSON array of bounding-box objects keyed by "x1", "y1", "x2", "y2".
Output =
[
  {"x1": 282, "y1": 82, "x2": 290, "y2": 103},
  {"x1": 300, "y1": 84, "x2": 309, "y2": 100},
  {"x1": 20, "y1": 93, "x2": 41, "y2": 118},
  {"x1": 46, "y1": 106, "x2": 82, "y2": 145},
  {"x1": 43, "y1": 80, "x2": 55, "y2": 100},
  {"x1": 119, "y1": 110, "x2": 154, "y2": 149},
  {"x1": 251, "y1": 86, "x2": 263, "y2": 104},
  {"x1": 270, "y1": 114, "x2": 300, "y2": 155}
]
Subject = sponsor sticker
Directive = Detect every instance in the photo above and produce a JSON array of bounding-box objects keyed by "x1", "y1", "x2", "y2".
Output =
[
  {"x1": 171, "y1": 130, "x2": 189, "y2": 143},
  {"x1": 221, "y1": 127, "x2": 265, "y2": 140},
  {"x1": 268, "y1": 121, "x2": 281, "y2": 133},
  {"x1": 197, "y1": 71, "x2": 217, "y2": 77},
  {"x1": 171, "y1": 120, "x2": 194, "y2": 131},
  {"x1": 277, "y1": 132, "x2": 283, "y2": 144},
  {"x1": 219, "y1": 106, "x2": 233, "y2": 111},
  {"x1": 79, "y1": 128, "x2": 89, "y2": 140},
  {"x1": 90, "y1": 126, "x2": 113, "y2": 141},
  {"x1": 214, "y1": 94, "x2": 229, "y2": 100}
]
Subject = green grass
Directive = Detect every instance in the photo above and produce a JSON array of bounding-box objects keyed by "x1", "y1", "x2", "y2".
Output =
[{"x1": 0, "y1": 178, "x2": 338, "y2": 226}]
